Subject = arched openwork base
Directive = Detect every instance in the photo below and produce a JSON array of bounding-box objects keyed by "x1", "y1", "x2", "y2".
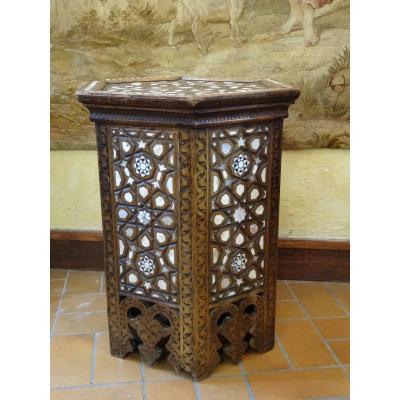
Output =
[
  {"x1": 118, "y1": 297, "x2": 181, "y2": 373},
  {"x1": 210, "y1": 294, "x2": 268, "y2": 364},
  {"x1": 116, "y1": 295, "x2": 272, "y2": 380}
]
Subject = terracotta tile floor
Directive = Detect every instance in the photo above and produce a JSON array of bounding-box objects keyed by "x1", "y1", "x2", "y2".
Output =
[{"x1": 50, "y1": 270, "x2": 350, "y2": 399}]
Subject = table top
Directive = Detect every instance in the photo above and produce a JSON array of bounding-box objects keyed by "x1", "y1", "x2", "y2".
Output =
[
  {"x1": 76, "y1": 76, "x2": 299, "y2": 111},
  {"x1": 103, "y1": 78, "x2": 276, "y2": 97}
]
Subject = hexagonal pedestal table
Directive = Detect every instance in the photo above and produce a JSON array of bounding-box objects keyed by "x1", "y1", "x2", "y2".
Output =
[{"x1": 77, "y1": 77, "x2": 299, "y2": 380}]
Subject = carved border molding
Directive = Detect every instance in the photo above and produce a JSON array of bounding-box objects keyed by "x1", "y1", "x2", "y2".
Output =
[
  {"x1": 95, "y1": 125, "x2": 123, "y2": 357},
  {"x1": 87, "y1": 107, "x2": 289, "y2": 129}
]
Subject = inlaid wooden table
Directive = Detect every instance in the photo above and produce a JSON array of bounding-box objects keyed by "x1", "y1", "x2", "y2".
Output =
[{"x1": 77, "y1": 77, "x2": 299, "y2": 379}]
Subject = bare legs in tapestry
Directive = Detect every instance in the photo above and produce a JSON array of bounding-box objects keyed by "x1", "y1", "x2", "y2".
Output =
[
  {"x1": 168, "y1": 0, "x2": 245, "y2": 54},
  {"x1": 280, "y1": 0, "x2": 318, "y2": 46},
  {"x1": 280, "y1": 0, "x2": 335, "y2": 46}
]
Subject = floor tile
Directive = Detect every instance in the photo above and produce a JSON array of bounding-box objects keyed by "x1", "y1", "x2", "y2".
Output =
[
  {"x1": 146, "y1": 380, "x2": 195, "y2": 400},
  {"x1": 94, "y1": 332, "x2": 141, "y2": 384},
  {"x1": 329, "y1": 340, "x2": 350, "y2": 365},
  {"x1": 242, "y1": 345, "x2": 289, "y2": 373},
  {"x1": 248, "y1": 368, "x2": 350, "y2": 399},
  {"x1": 51, "y1": 269, "x2": 69, "y2": 280},
  {"x1": 197, "y1": 376, "x2": 250, "y2": 400},
  {"x1": 276, "y1": 281, "x2": 293, "y2": 301},
  {"x1": 59, "y1": 293, "x2": 107, "y2": 313},
  {"x1": 51, "y1": 334, "x2": 93, "y2": 388},
  {"x1": 276, "y1": 320, "x2": 336, "y2": 368},
  {"x1": 51, "y1": 296, "x2": 60, "y2": 315},
  {"x1": 313, "y1": 318, "x2": 350, "y2": 339},
  {"x1": 289, "y1": 282, "x2": 346, "y2": 318},
  {"x1": 65, "y1": 271, "x2": 102, "y2": 295},
  {"x1": 54, "y1": 312, "x2": 108, "y2": 334},
  {"x1": 327, "y1": 282, "x2": 350, "y2": 313},
  {"x1": 143, "y1": 358, "x2": 185, "y2": 381},
  {"x1": 51, "y1": 280, "x2": 65, "y2": 296},
  {"x1": 51, "y1": 383, "x2": 142, "y2": 400},
  {"x1": 276, "y1": 301, "x2": 306, "y2": 320},
  {"x1": 49, "y1": 271, "x2": 350, "y2": 398},
  {"x1": 210, "y1": 359, "x2": 242, "y2": 376}
]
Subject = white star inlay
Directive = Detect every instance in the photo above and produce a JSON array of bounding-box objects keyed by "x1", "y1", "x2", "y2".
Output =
[
  {"x1": 143, "y1": 281, "x2": 151, "y2": 290},
  {"x1": 138, "y1": 140, "x2": 146, "y2": 148},
  {"x1": 238, "y1": 137, "x2": 245, "y2": 147}
]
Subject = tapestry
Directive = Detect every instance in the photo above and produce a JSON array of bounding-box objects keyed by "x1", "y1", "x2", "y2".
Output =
[{"x1": 51, "y1": 0, "x2": 349, "y2": 150}]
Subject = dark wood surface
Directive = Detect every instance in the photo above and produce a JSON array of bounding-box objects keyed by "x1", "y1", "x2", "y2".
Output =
[
  {"x1": 74, "y1": 76, "x2": 304, "y2": 378},
  {"x1": 50, "y1": 230, "x2": 349, "y2": 282},
  {"x1": 278, "y1": 238, "x2": 350, "y2": 251},
  {"x1": 76, "y1": 77, "x2": 300, "y2": 111}
]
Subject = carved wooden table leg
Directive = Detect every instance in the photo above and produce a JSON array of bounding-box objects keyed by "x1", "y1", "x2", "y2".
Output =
[{"x1": 77, "y1": 77, "x2": 299, "y2": 380}]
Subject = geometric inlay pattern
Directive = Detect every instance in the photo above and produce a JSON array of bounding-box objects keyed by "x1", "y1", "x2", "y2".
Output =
[
  {"x1": 209, "y1": 125, "x2": 269, "y2": 302},
  {"x1": 111, "y1": 127, "x2": 179, "y2": 304},
  {"x1": 231, "y1": 253, "x2": 248, "y2": 273},
  {"x1": 231, "y1": 154, "x2": 250, "y2": 176},
  {"x1": 134, "y1": 155, "x2": 153, "y2": 178},
  {"x1": 137, "y1": 255, "x2": 156, "y2": 276},
  {"x1": 103, "y1": 79, "x2": 269, "y2": 97}
]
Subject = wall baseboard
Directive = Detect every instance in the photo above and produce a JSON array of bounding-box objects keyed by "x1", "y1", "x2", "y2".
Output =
[{"x1": 50, "y1": 230, "x2": 349, "y2": 282}]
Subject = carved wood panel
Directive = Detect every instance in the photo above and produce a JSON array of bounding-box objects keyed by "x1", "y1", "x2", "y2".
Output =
[
  {"x1": 95, "y1": 125, "x2": 123, "y2": 357},
  {"x1": 111, "y1": 127, "x2": 179, "y2": 304},
  {"x1": 119, "y1": 296, "x2": 181, "y2": 371},
  {"x1": 209, "y1": 125, "x2": 269, "y2": 302},
  {"x1": 210, "y1": 294, "x2": 264, "y2": 364}
]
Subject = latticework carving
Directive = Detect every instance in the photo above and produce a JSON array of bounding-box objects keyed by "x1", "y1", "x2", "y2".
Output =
[
  {"x1": 209, "y1": 126, "x2": 269, "y2": 302},
  {"x1": 210, "y1": 295, "x2": 264, "y2": 364},
  {"x1": 112, "y1": 127, "x2": 179, "y2": 304},
  {"x1": 119, "y1": 297, "x2": 180, "y2": 370}
]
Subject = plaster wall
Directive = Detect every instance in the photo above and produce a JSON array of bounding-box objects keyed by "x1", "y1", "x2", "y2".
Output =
[{"x1": 50, "y1": 149, "x2": 349, "y2": 239}]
